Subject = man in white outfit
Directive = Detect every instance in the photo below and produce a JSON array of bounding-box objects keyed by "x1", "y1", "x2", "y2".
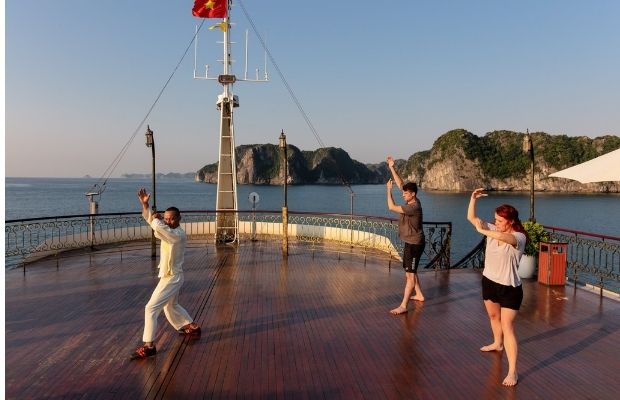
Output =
[{"x1": 131, "y1": 188, "x2": 201, "y2": 360}]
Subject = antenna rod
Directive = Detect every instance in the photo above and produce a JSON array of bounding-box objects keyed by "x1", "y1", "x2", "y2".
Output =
[
  {"x1": 193, "y1": 25, "x2": 198, "y2": 78},
  {"x1": 244, "y1": 30, "x2": 249, "y2": 80},
  {"x1": 264, "y1": 37, "x2": 268, "y2": 80},
  {"x1": 223, "y1": 14, "x2": 230, "y2": 96}
]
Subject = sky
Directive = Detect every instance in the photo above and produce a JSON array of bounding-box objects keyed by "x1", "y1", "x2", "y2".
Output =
[{"x1": 5, "y1": 0, "x2": 620, "y2": 178}]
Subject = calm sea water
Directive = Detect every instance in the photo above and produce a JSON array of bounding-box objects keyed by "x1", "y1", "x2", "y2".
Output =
[{"x1": 5, "y1": 177, "x2": 620, "y2": 261}]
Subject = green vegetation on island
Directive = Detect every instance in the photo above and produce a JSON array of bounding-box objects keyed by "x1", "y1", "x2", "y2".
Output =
[{"x1": 189, "y1": 129, "x2": 619, "y2": 192}]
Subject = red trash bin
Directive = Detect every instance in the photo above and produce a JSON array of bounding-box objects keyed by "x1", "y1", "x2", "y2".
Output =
[{"x1": 537, "y1": 242, "x2": 568, "y2": 285}]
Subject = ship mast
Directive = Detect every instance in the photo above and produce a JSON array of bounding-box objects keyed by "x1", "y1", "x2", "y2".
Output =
[
  {"x1": 214, "y1": 5, "x2": 237, "y2": 243},
  {"x1": 194, "y1": 0, "x2": 268, "y2": 243}
]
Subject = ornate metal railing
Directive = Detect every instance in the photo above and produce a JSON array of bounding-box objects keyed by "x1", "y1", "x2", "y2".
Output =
[
  {"x1": 544, "y1": 225, "x2": 620, "y2": 295},
  {"x1": 5, "y1": 211, "x2": 451, "y2": 271},
  {"x1": 449, "y1": 226, "x2": 620, "y2": 296},
  {"x1": 451, "y1": 237, "x2": 485, "y2": 270}
]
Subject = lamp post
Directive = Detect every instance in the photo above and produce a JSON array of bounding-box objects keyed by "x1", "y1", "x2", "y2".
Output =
[
  {"x1": 145, "y1": 125, "x2": 157, "y2": 258},
  {"x1": 523, "y1": 129, "x2": 535, "y2": 222},
  {"x1": 279, "y1": 130, "x2": 289, "y2": 257}
]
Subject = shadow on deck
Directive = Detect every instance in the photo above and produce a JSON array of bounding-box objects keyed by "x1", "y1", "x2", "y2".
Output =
[{"x1": 5, "y1": 242, "x2": 620, "y2": 399}]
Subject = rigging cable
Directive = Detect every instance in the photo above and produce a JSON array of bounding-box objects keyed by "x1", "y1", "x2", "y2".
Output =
[
  {"x1": 236, "y1": 0, "x2": 354, "y2": 193},
  {"x1": 87, "y1": 19, "x2": 207, "y2": 197}
]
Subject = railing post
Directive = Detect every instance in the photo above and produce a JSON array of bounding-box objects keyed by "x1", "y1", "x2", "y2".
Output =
[
  {"x1": 279, "y1": 130, "x2": 289, "y2": 258},
  {"x1": 349, "y1": 191, "x2": 354, "y2": 247},
  {"x1": 150, "y1": 207, "x2": 157, "y2": 259},
  {"x1": 87, "y1": 197, "x2": 98, "y2": 249},
  {"x1": 445, "y1": 225, "x2": 452, "y2": 268},
  {"x1": 282, "y1": 206, "x2": 288, "y2": 256}
]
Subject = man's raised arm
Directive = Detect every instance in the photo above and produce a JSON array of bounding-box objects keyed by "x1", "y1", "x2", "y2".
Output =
[
  {"x1": 137, "y1": 188, "x2": 154, "y2": 223},
  {"x1": 387, "y1": 156, "x2": 404, "y2": 190}
]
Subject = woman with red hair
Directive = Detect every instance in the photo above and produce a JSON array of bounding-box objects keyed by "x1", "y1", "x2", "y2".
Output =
[{"x1": 467, "y1": 188, "x2": 527, "y2": 386}]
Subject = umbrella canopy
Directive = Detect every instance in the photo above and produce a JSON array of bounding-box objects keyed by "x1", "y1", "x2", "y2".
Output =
[{"x1": 548, "y1": 148, "x2": 620, "y2": 183}]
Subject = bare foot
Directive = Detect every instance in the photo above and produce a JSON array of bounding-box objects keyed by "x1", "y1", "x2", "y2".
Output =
[
  {"x1": 502, "y1": 372, "x2": 518, "y2": 386},
  {"x1": 410, "y1": 295, "x2": 425, "y2": 302},
  {"x1": 480, "y1": 343, "x2": 504, "y2": 352},
  {"x1": 390, "y1": 306, "x2": 408, "y2": 315}
]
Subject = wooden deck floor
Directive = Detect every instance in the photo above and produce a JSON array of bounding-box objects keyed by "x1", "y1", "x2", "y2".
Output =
[{"x1": 5, "y1": 242, "x2": 620, "y2": 399}]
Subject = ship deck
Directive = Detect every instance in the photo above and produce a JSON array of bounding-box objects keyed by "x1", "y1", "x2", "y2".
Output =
[{"x1": 5, "y1": 242, "x2": 620, "y2": 399}]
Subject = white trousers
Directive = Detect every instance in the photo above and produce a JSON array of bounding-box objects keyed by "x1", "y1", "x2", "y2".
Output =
[{"x1": 143, "y1": 273, "x2": 193, "y2": 342}]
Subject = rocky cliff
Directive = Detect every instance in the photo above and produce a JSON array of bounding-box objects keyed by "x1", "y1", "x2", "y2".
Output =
[
  {"x1": 404, "y1": 129, "x2": 620, "y2": 192},
  {"x1": 195, "y1": 130, "x2": 620, "y2": 192},
  {"x1": 196, "y1": 144, "x2": 387, "y2": 185}
]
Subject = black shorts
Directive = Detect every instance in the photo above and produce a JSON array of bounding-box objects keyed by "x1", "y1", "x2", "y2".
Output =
[
  {"x1": 481, "y1": 276, "x2": 523, "y2": 310},
  {"x1": 403, "y1": 241, "x2": 425, "y2": 273}
]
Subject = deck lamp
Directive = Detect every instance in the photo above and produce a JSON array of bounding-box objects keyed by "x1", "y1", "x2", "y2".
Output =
[
  {"x1": 279, "y1": 130, "x2": 289, "y2": 256},
  {"x1": 523, "y1": 129, "x2": 535, "y2": 222},
  {"x1": 145, "y1": 125, "x2": 157, "y2": 258}
]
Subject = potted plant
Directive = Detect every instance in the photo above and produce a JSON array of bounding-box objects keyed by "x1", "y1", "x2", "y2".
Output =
[{"x1": 519, "y1": 220, "x2": 550, "y2": 278}]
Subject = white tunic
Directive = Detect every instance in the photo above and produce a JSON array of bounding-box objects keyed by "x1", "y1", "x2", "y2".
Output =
[{"x1": 142, "y1": 209, "x2": 187, "y2": 277}]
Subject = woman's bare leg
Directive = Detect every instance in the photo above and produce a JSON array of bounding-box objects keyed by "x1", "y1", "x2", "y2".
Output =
[
  {"x1": 480, "y1": 300, "x2": 504, "y2": 352},
  {"x1": 500, "y1": 307, "x2": 519, "y2": 386}
]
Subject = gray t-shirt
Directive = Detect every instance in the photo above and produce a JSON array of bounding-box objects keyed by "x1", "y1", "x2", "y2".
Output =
[
  {"x1": 398, "y1": 199, "x2": 424, "y2": 245},
  {"x1": 483, "y1": 224, "x2": 526, "y2": 287}
]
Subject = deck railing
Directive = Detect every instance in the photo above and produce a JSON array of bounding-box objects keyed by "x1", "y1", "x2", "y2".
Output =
[
  {"x1": 544, "y1": 225, "x2": 620, "y2": 295},
  {"x1": 5, "y1": 211, "x2": 451, "y2": 271},
  {"x1": 449, "y1": 226, "x2": 620, "y2": 296},
  {"x1": 451, "y1": 237, "x2": 486, "y2": 270}
]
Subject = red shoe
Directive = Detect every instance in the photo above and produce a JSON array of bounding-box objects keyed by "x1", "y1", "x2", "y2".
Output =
[
  {"x1": 178, "y1": 324, "x2": 201, "y2": 336},
  {"x1": 130, "y1": 344, "x2": 156, "y2": 360}
]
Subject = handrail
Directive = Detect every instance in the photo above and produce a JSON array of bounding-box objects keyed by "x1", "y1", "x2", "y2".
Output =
[
  {"x1": 448, "y1": 227, "x2": 619, "y2": 296},
  {"x1": 5, "y1": 209, "x2": 450, "y2": 226},
  {"x1": 543, "y1": 225, "x2": 619, "y2": 296},
  {"x1": 543, "y1": 225, "x2": 620, "y2": 242},
  {"x1": 6, "y1": 211, "x2": 142, "y2": 224},
  {"x1": 5, "y1": 210, "x2": 452, "y2": 271}
]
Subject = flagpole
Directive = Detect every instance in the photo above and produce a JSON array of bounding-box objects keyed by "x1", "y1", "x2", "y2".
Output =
[{"x1": 223, "y1": 5, "x2": 230, "y2": 84}]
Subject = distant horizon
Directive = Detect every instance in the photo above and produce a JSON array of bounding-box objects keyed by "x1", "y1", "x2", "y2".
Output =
[{"x1": 6, "y1": 128, "x2": 620, "y2": 179}]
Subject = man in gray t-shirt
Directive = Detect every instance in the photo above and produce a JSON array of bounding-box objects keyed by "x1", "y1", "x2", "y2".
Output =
[
  {"x1": 398, "y1": 201, "x2": 424, "y2": 245},
  {"x1": 386, "y1": 156, "x2": 426, "y2": 315}
]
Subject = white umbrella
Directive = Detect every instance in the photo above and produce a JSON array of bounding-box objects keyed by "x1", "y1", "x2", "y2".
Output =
[{"x1": 548, "y1": 148, "x2": 620, "y2": 183}]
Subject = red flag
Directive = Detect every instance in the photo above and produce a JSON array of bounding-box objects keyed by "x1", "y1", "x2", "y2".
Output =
[{"x1": 192, "y1": 0, "x2": 228, "y2": 18}]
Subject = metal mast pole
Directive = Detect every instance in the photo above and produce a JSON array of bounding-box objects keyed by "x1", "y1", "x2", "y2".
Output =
[{"x1": 215, "y1": 0, "x2": 239, "y2": 243}]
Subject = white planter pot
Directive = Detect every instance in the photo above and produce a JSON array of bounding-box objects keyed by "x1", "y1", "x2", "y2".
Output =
[{"x1": 518, "y1": 254, "x2": 537, "y2": 279}]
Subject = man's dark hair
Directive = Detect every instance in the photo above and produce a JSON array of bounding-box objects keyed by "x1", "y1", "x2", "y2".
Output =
[
  {"x1": 402, "y1": 182, "x2": 418, "y2": 194},
  {"x1": 166, "y1": 206, "x2": 181, "y2": 216}
]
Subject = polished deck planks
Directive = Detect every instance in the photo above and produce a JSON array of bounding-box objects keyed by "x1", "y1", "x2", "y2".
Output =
[{"x1": 5, "y1": 242, "x2": 620, "y2": 399}]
